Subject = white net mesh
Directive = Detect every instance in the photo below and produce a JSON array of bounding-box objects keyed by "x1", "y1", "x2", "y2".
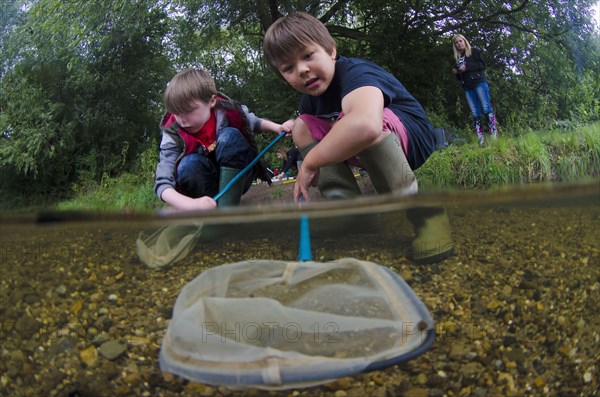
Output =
[
  {"x1": 136, "y1": 223, "x2": 203, "y2": 269},
  {"x1": 159, "y1": 257, "x2": 434, "y2": 389}
]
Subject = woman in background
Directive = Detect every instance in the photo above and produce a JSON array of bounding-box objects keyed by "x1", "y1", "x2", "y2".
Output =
[{"x1": 451, "y1": 34, "x2": 498, "y2": 144}]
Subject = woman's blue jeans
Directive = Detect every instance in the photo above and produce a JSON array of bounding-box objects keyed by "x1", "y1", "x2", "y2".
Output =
[
  {"x1": 464, "y1": 81, "x2": 493, "y2": 118},
  {"x1": 176, "y1": 127, "x2": 255, "y2": 198}
]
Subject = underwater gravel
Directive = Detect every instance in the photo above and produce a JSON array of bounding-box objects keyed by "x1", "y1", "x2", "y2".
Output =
[{"x1": 0, "y1": 203, "x2": 598, "y2": 397}]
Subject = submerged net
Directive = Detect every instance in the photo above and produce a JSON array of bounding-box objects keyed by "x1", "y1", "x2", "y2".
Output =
[
  {"x1": 136, "y1": 223, "x2": 203, "y2": 269},
  {"x1": 159, "y1": 257, "x2": 434, "y2": 389}
]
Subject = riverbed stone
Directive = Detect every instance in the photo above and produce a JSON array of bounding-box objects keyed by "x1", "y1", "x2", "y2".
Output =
[{"x1": 98, "y1": 341, "x2": 127, "y2": 360}]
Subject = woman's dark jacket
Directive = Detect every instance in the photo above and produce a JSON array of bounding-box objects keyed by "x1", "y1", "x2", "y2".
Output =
[{"x1": 454, "y1": 47, "x2": 487, "y2": 90}]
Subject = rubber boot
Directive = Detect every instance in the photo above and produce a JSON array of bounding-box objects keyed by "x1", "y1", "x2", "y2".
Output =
[
  {"x1": 217, "y1": 166, "x2": 245, "y2": 207},
  {"x1": 487, "y1": 113, "x2": 498, "y2": 139},
  {"x1": 299, "y1": 143, "x2": 361, "y2": 200},
  {"x1": 474, "y1": 117, "x2": 484, "y2": 145},
  {"x1": 406, "y1": 207, "x2": 455, "y2": 264},
  {"x1": 357, "y1": 133, "x2": 418, "y2": 196}
]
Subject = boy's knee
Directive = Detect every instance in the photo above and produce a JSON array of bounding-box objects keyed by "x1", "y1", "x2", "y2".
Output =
[
  {"x1": 215, "y1": 127, "x2": 254, "y2": 167},
  {"x1": 176, "y1": 154, "x2": 218, "y2": 197},
  {"x1": 217, "y1": 127, "x2": 245, "y2": 144},
  {"x1": 292, "y1": 118, "x2": 316, "y2": 147},
  {"x1": 177, "y1": 154, "x2": 213, "y2": 179}
]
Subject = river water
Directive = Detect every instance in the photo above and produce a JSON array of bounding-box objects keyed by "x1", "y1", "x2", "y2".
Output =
[{"x1": 1, "y1": 182, "x2": 598, "y2": 396}]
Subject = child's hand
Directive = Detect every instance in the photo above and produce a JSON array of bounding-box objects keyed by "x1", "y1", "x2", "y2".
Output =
[
  {"x1": 161, "y1": 188, "x2": 217, "y2": 211},
  {"x1": 280, "y1": 119, "x2": 295, "y2": 137},
  {"x1": 294, "y1": 165, "x2": 319, "y2": 202},
  {"x1": 160, "y1": 196, "x2": 217, "y2": 213},
  {"x1": 195, "y1": 196, "x2": 217, "y2": 210}
]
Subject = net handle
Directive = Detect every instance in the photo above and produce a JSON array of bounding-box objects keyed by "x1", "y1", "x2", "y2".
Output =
[
  {"x1": 298, "y1": 214, "x2": 312, "y2": 261},
  {"x1": 213, "y1": 131, "x2": 286, "y2": 202}
]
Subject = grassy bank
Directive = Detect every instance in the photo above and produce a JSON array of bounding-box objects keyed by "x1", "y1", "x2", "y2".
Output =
[
  {"x1": 416, "y1": 123, "x2": 600, "y2": 190},
  {"x1": 50, "y1": 123, "x2": 600, "y2": 211}
]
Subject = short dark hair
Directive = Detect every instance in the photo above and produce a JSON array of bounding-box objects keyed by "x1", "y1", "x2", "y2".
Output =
[
  {"x1": 263, "y1": 12, "x2": 336, "y2": 76},
  {"x1": 163, "y1": 68, "x2": 217, "y2": 114}
]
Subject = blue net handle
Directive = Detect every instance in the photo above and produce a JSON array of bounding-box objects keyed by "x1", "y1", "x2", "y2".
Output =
[
  {"x1": 213, "y1": 131, "x2": 286, "y2": 202},
  {"x1": 298, "y1": 214, "x2": 312, "y2": 261}
]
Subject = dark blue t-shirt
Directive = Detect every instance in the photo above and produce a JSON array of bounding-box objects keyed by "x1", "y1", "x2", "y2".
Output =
[{"x1": 299, "y1": 56, "x2": 436, "y2": 169}]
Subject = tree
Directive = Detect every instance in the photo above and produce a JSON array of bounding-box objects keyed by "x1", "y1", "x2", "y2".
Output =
[{"x1": 1, "y1": 0, "x2": 173, "y2": 198}]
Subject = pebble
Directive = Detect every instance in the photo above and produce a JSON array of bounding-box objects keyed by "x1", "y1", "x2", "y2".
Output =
[
  {"x1": 123, "y1": 372, "x2": 142, "y2": 386},
  {"x1": 98, "y1": 341, "x2": 127, "y2": 360},
  {"x1": 504, "y1": 347, "x2": 525, "y2": 363},
  {"x1": 497, "y1": 372, "x2": 515, "y2": 392},
  {"x1": 328, "y1": 377, "x2": 352, "y2": 389},
  {"x1": 79, "y1": 345, "x2": 98, "y2": 367},
  {"x1": 93, "y1": 332, "x2": 112, "y2": 346},
  {"x1": 90, "y1": 292, "x2": 103, "y2": 303},
  {"x1": 449, "y1": 342, "x2": 468, "y2": 357},
  {"x1": 534, "y1": 376, "x2": 545, "y2": 388},
  {"x1": 403, "y1": 388, "x2": 428, "y2": 397},
  {"x1": 56, "y1": 285, "x2": 68, "y2": 297},
  {"x1": 71, "y1": 299, "x2": 84, "y2": 315},
  {"x1": 486, "y1": 299, "x2": 502, "y2": 310},
  {"x1": 501, "y1": 285, "x2": 512, "y2": 297},
  {"x1": 462, "y1": 362, "x2": 483, "y2": 377}
]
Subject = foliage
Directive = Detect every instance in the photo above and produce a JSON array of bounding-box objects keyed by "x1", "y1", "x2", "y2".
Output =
[
  {"x1": 59, "y1": 140, "x2": 162, "y2": 211},
  {"x1": 57, "y1": 171, "x2": 160, "y2": 211},
  {"x1": 1, "y1": 0, "x2": 599, "y2": 208},
  {"x1": 1, "y1": 0, "x2": 173, "y2": 198}
]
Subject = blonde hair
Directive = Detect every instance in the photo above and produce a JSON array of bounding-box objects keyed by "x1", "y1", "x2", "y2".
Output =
[
  {"x1": 452, "y1": 34, "x2": 472, "y2": 61},
  {"x1": 263, "y1": 12, "x2": 336, "y2": 76},
  {"x1": 163, "y1": 68, "x2": 217, "y2": 114}
]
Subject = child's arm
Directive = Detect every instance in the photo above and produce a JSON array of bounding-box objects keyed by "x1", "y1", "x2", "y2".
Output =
[
  {"x1": 295, "y1": 86, "x2": 386, "y2": 200},
  {"x1": 312, "y1": 86, "x2": 385, "y2": 162},
  {"x1": 161, "y1": 188, "x2": 217, "y2": 211},
  {"x1": 242, "y1": 102, "x2": 294, "y2": 135},
  {"x1": 260, "y1": 118, "x2": 295, "y2": 135}
]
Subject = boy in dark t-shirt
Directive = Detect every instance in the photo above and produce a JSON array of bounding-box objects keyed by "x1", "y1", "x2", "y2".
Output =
[
  {"x1": 263, "y1": 12, "x2": 454, "y2": 264},
  {"x1": 299, "y1": 56, "x2": 436, "y2": 172}
]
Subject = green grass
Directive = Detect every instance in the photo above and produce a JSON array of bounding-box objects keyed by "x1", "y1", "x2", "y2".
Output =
[
  {"x1": 56, "y1": 172, "x2": 162, "y2": 212},
  {"x1": 416, "y1": 123, "x2": 600, "y2": 190},
  {"x1": 270, "y1": 185, "x2": 284, "y2": 199}
]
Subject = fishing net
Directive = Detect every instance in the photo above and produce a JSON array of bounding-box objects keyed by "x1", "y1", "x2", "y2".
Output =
[
  {"x1": 159, "y1": 257, "x2": 435, "y2": 389},
  {"x1": 136, "y1": 223, "x2": 203, "y2": 269}
]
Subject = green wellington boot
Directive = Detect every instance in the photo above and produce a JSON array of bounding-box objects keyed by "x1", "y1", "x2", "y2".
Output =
[
  {"x1": 358, "y1": 133, "x2": 454, "y2": 264},
  {"x1": 406, "y1": 207, "x2": 456, "y2": 264},
  {"x1": 299, "y1": 143, "x2": 362, "y2": 199},
  {"x1": 357, "y1": 133, "x2": 418, "y2": 196},
  {"x1": 217, "y1": 166, "x2": 245, "y2": 207}
]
